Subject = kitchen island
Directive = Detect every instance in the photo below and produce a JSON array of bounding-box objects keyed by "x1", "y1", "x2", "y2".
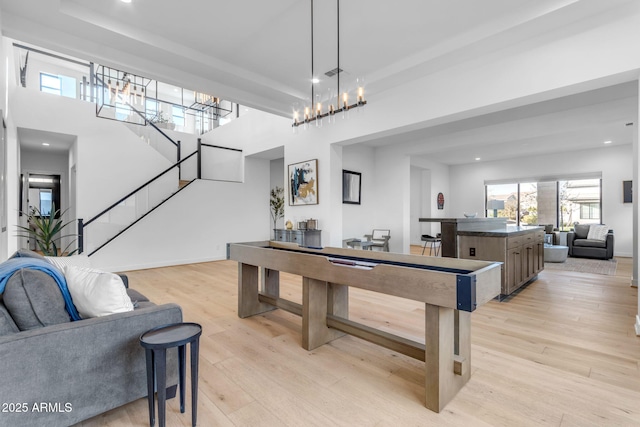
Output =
[
  {"x1": 418, "y1": 217, "x2": 508, "y2": 258},
  {"x1": 419, "y1": 218, "x2": 543, "y2": 296}
]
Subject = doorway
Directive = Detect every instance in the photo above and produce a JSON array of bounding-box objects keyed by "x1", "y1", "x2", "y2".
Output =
[{"x1": 24, "y1": 173, "x2": 61, "y2": 250}]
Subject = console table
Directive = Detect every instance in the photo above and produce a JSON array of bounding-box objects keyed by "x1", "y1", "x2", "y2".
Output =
[{"x1": 273, "y1": 229, "x2": 321, "y2": 247}]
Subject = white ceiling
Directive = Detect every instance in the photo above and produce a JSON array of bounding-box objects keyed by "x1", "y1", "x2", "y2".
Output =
[
  {"x1": 1, "y1": 0, "x2": 637, "y2": 164},
  {"x1": 18, "y1": 128, "x2": 76, "y2": 153}
]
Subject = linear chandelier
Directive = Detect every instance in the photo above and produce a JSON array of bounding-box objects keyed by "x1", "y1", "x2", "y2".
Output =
[{"x1": 292, "y1": 0, "x2": 366, "y2": 130}]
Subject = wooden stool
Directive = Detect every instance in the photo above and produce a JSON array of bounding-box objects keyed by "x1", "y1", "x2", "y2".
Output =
[{"x1": 140, "y1": 322, "x2": 202, "y2": 427}]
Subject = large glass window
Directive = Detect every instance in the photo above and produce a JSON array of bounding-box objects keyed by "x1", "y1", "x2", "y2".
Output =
[
  {"x1": 172, "y1": 105, "x2": 185, "y2": 127},
  {"x1": 115, "y1": 102, "x2": 131, "y2": 121},
  {"x1": 145, "y1": 99, "x2": 159, "y2": 121},
  {"x1": 519, "y1": 182, "x2": 538, "y2": 225},
  {"x1": 39, "y1": 73, "x2": 77, "y2": 98},
  {"x1": 486, "y1": 183, "x2": 517, "y2": 223},
  {"x1": 559, "y1": 178, "x2": 601, "y2": 229},
  {"x1": 40, "y1": 73, "x2": 61, "y2": 95},
  {"x1": 486, "y1": 178, "x2": 601, "y2": 228}
]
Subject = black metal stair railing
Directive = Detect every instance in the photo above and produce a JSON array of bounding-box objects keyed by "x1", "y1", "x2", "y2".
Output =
[
  {"x1": 78, "y1": 151, "x2": 198, "y2": 256},
  {"x1": 77, "y1": 140, "x2": 243, "y2": 256},
  {"x1": 93, "y1": 74, "x2": 182, "y2": 174}
]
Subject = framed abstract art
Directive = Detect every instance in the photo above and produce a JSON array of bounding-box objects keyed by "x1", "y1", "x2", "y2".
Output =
[{"x1": 288, "y1": 159, "x2": 318, "y2": 206}]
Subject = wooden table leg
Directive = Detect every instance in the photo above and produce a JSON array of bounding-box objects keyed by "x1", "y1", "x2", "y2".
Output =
[
  {"x1": 424, "y1": 304, "x2": 471, "y2": 412},
  {"x1": 144, "y1": 349, "x2": 155, "y2": 427},
  {"x1": 262, "y1": 267, "x2": 280, "y2": 298},
  {"x1": 238, "y1": 263, "x2": 277, "y2": 318},
  {"x1": 302, "y1": 278, "x2": 346, "y2": 350}
]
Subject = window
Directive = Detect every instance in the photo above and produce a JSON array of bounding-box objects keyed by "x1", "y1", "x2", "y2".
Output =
[
  {"x1": 580, "y1": 202, "x2": 600, "y2": 220},
  {"x1": 39, "y1": 73, "x2": 77, "y2": 98},
  {"x1": 486, "y1": 178, "x2": 601, "y2": 228},
  {"x1": 519, "y1": 182, "x2": 538, "y2": 225},
  {"x1": 486, "y1": 183, "x2": 517, "y2": 222},
  {"x1": 115, "y1": 102, "x2": 131, "y2": 121},
  {"x1": 40, "y1": 73, "x2": 61, "y2": 95},
  {"x1": 145, "y1": 99, "x2": 159, "y2": 121},
  {"x1": 172, "y1": 105, "x2": 185, "y2": 127},
  {"x1": 39, "y1": 189, "x2": 52, "y2": 217}
]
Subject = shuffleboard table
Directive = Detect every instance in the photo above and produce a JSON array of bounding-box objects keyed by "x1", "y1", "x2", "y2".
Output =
[{"x1": 227, "y1": 241, "x2": 502, "y2": 412}]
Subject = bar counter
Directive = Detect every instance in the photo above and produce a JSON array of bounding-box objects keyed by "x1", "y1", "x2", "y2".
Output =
[{"x1": 418, "y1": 217, "x2": 508, "y2": 257}]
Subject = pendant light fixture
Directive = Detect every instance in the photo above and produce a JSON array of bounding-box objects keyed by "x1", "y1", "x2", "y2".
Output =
[{"x1": 292, "y1": 0, "x2": 366, "y2": 130}]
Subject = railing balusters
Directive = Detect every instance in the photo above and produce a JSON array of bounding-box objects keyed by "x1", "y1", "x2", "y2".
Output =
[
  {"x1": 77, "y1": 218, "x2": 84, "y2": 254},
  {"x1": 197, "y1": 139, "x2": 202, "y2": 180}
]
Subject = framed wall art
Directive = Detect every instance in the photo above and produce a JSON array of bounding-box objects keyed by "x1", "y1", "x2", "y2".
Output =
[
  {"x1": 623, "y1": 180, "x2": 632, "y2": 203},
  {"x1": 342, "y1": 170, "x2": 361, "y2": 204},
  {"x1": 288, "y1": 159, "x2": 318, "y2": 206}
]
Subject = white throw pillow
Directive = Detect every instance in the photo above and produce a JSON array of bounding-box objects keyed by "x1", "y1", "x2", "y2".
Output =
[
  {"x1": 46, "y1": 254, "x2": 92, "y2": 271},
  {"x1": 587, "y1": 225, "x2": 609, "y2": 241},
  {"x1": 64, "y1": 266, "x2": 134, "y2": 319}
]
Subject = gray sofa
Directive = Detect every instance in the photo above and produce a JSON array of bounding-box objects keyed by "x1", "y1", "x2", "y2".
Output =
[
  {"x1": 0, "y1": 256, "x2": 182, "y2": 427},
  {"x1": 567, "y1": 224, "x2": 614, "y2": 260}
]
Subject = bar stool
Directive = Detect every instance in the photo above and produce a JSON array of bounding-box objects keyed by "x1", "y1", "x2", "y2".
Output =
[
  {"x1": 140, "y1": 322, "x2": 202, "y2": 427},
  {"x1": 421, "y1": 234, "x2": 441, "y2": 256}
]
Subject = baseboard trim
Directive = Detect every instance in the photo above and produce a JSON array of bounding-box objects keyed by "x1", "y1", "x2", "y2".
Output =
[
  {"x1": 100, "y1": 255, "x2": 227, "y2": 273},
  {"x1": 636, "y1": 315, "x2": 640, "y2": 336}
]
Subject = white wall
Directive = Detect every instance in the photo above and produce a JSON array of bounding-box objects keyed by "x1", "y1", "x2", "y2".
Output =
[
  {"x1": 449, "y1": 144, "x2": 633, "y2": 256},
  {"x1": 90, "y1": 157, "x2": 270, "y2": 272},
  {"x1": 410, "y1": 157, "x2": 452, "y2": 241},
  {"x1": 9, "y1": 87, "x2": 171, "y2": 224},
  {"x1": 342, "y1": 144, "x2": 375, "y2": 243},
  {"x1": 270, "y1": 157, "x2": 284, "y2": 233},
  {"x1": 0, "y1": 15, "x2": 7, "y2": 260},
  {"x1": 369, "y1": 147, "x2": 411, "y2": 253},
  {"x1": 410, "y1": 166, "x2": 427, "y2": 245}
]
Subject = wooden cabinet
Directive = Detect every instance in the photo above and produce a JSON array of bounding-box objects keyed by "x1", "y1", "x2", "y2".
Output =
[
  {"x1": 273, "y1": 229, "x2": 322, "y2": 247},
  {"x1": 458, "y1": 228, "x2": 544, "y2": 296}
]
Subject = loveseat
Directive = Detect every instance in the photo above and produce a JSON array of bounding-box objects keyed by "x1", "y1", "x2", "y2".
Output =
[
  {"x1": 567, "y1": 224, "x2": 614, "y2": 260},
  {"x1": 0, "y1": 251, "x2": 182, "y2": 427}
]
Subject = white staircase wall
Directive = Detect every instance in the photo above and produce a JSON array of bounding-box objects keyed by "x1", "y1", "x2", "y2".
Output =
[
  {"x1": 90, "y1": 157, "x2": 270, "y2": 272},
  {"x1": 10, "y1": 87, "x2": 173, "y2": 228}
]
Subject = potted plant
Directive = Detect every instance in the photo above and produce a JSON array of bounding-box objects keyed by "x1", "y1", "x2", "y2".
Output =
[
  {"x1": 16, "y1": 202, "x2": 78, "y2": 256},
  {"x1": 150, "y1": 111, "x2": 175, "y2": 130},
  {"x1": 270, "y1": 186, "x2": 285, "y2": 235}
]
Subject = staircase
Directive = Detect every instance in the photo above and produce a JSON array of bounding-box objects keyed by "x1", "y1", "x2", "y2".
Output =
[{"x1": 78, "y1": 139, "x2": 243, "y2": 256}]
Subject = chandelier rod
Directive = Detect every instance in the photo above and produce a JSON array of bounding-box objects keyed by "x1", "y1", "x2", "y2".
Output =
[
  {"x1": 337, "y1": 0, "x2": 340, "y2": 111},
  {"x1": 311, "y1": 0, "x2": 314, "y2": 114}
]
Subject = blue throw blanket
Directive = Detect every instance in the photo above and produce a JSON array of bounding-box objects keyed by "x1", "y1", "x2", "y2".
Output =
[{"x1": 0, "y1": 258, "x2": 81, "y2": 321}]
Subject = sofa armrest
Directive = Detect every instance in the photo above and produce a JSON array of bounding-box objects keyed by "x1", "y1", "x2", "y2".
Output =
[
  {"x1": 118, "y1": 273, "x2": 129, "y2": 288},
  {"x1": 566, "y1": 232, "x2": 576, "y2": 255},
  {"x1": 606, "y1": 232, "x2": 615, "y2": 259},
  {"x1": 0, "y1": 302, "x2": 182, "y2": 427}
]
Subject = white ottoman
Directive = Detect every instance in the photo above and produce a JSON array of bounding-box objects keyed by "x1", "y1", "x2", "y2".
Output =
[{"x1": 544, "y1": 244, "x2": 568, "y2": 263}]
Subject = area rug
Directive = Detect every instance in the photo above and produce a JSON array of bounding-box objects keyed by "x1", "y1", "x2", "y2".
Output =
[{"x1": 544, "y1": 257, "x2": 617, "y2": 276}]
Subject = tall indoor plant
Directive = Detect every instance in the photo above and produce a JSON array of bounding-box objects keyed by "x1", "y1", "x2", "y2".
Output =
[
  {"x1": 16, "y1": 202, "x2": 78, "y2": 256},
  {"x1": 270, "y1": 186, "x2": 285, "y2": 234}
]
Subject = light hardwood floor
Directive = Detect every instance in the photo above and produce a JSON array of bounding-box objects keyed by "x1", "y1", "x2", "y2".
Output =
[{"x1": 78, "y1": 250, "x2": 639, "y2": 426}]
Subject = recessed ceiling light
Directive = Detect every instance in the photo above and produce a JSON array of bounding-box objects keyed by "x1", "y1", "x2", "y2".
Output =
[
  {"x1": 311, "y1": 78, "x2": 320, "y2": 84},
  {"x1": 475, "y1": 157, "x2": 481, "y2": 161},
  {"x1": 120, "y1": 0, "x2": 132, "y2": 3},
  {"x1": 42, "y1": 142, "x2": 50, "y2": 146},
  {"x1": 603, "y1": 140, "x2": 612, "y2": 144}
]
